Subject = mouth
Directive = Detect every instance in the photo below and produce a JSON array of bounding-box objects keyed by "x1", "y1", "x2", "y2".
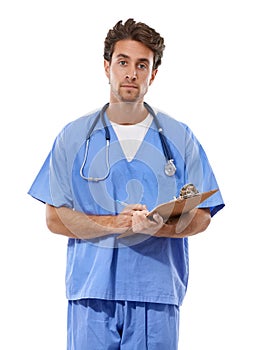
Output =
[{"x1": 120, "y1": 84, "x2": 138, "y2": 89}]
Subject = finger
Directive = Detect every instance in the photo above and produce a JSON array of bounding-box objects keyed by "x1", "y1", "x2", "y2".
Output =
[
  {"x1": 121, "y1": 204, "x2": 147, "y2": 214},
  {"x1": 127, "y1": 204, "x2": 147, "y2": 211}
]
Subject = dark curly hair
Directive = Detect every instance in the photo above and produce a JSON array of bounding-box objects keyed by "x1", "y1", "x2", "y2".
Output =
[{"x1": 104, "y1": 19, "x2": 165, "y2": 70}]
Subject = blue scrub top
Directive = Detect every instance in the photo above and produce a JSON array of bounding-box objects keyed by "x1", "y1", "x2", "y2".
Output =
[{"x1": 28, "y1": 106, "x2": 224, "y2": 306}]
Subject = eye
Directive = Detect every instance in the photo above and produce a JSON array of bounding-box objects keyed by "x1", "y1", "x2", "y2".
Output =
[
  {"x1": 119, "y1": 60, "x2": 127, "y2": 66},
  {"x1": 138, "y1": 63, "x2": 147, "y2": 70}
]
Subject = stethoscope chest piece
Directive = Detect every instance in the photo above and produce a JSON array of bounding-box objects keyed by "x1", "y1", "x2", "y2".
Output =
[{"x1": 164, "y1": 159, "x2": 176, "y2": 176}]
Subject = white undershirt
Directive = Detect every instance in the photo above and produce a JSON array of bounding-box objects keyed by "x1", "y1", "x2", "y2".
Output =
[{"x1": 111, "y1": 113, "x2": 153, "y2": 162}]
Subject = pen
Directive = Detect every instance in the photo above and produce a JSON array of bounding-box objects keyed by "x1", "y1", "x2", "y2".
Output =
[{"x1": 116, "y1": 199, "x2": 129, "y2": 206}]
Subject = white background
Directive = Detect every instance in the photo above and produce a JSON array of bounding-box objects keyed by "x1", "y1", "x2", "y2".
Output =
[{"x1": 1, "y1": 0, "x2": 252, "y2": 349}]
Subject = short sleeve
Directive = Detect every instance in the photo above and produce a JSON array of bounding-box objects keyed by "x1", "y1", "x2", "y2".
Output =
[
  {"x1": 184, "y1": 125, "x2": 225, "y2": 217},
  {"x1": 28, "y1": 127, "x2": 73, "y2": 208}
]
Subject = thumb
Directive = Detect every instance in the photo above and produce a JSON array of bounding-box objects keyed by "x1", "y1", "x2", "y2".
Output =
[{"x1": 153, "y1": 213, "x2": 163, "y2": 224}]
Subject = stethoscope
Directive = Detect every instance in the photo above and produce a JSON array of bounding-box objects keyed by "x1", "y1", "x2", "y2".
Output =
[{"x1": 80, "y1": 102, "x2": 176, "y2": 182}]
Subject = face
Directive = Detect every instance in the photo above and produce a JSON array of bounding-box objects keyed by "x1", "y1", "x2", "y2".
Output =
[{"x1": 104, "y1": 39, "x2": 158, "y2": 104}]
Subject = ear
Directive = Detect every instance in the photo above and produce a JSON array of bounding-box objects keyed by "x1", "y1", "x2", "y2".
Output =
[
  {"x1": 104, "y1": 60, "x2": 110, "y2": 79},
  {"x1": 149, "y1": 69, "x2": 158, "y2": 86}
]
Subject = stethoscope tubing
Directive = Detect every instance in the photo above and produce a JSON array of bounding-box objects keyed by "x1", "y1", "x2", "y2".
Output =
[
  {"x1": 80, "y1": 102, "x2": 176, "y2": 181},
  {"x1": 143, "y1": 102, "x2": 174, "y2": 162}
]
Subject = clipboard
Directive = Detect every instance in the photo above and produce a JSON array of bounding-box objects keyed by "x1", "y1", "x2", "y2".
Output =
[
  {"x1": 147, "y1": 188, "x2": 218, "y2": 222},
  {"x1": 117, "y1": 189, "x2": 218, "y2": 238}
]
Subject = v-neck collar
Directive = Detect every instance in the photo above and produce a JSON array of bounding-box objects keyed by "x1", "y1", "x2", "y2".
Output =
[{"x1": 104, "y1": 112, "x2": 156, "y2": 163}]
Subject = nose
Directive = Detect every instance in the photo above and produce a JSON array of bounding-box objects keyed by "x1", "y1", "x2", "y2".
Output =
[{"x1": 125, "y1": 69, "x2": 137, "y2": 81}]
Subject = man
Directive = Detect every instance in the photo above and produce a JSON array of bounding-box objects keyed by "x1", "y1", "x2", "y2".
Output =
[{"x1": 28, "y1": 18, "x2": 224, "y2": 350}]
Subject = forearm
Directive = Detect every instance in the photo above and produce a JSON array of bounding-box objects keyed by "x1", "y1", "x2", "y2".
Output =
[
  {"x1": 155, "y1": 208, "x2": 211, "y2": 238},
  {"x1": 46, "y1": 204, "x2": 129, "y2": 239}
]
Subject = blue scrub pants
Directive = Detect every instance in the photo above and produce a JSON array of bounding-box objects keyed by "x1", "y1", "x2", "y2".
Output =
[{"x1": 67, "y1": 299, "x2": 179, "y2": 350}]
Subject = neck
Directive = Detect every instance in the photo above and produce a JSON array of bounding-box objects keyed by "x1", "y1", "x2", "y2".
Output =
[{"x1": 106, "y1": 101, "x2": 148, "y2": 125}]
